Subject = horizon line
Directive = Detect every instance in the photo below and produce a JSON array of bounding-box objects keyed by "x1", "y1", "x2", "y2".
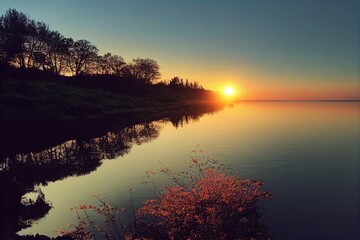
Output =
[{"x1": 235, "y1": 99, "x2": 360, "y2": 102}]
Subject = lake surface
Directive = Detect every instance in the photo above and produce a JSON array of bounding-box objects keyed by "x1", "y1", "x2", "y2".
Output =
[{"x1": 14, "y1": 101, "x2": 360, "y2": 239}]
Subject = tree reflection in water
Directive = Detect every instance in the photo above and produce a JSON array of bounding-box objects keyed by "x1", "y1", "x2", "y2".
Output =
[
  {"x1": 0, "y1": 105, "x2": 224, "y2": 238},
  {"x1": 0, "y1": 122, "x2": 162, "y2": 237}
]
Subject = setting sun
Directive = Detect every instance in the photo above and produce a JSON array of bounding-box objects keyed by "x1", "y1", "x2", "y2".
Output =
[{"x1": 224, "y1": 87, "x2": 235, "y2": 96}]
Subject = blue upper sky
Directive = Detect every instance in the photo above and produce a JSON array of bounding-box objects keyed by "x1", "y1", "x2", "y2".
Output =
[{"x1": 1, "y1": 0, "x2": 359, "y2": 99}]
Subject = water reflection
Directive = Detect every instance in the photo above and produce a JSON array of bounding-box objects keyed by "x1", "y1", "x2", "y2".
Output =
[
  {"x1": 0, "y1": 103, "x2": 224, "y2": 238},
  {"x1": 11, "y1": 101, "x2": 359, "y2": 240}
]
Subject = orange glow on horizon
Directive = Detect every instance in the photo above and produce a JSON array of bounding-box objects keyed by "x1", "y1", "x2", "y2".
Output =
[
  {"x1": 206, "y1": 78, "x2": 360, "y2": 101},
  {"x1": 161, "y1": 65, "x2": 360, "y2": 100}
]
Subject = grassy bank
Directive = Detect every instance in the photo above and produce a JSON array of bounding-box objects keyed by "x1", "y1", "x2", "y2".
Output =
[
  {"x1": 0, "y1": 76, "x2": 223, "y2": 155},
  {"x1": 0, "y1": 79, "x2": 164, "y2": 126}
]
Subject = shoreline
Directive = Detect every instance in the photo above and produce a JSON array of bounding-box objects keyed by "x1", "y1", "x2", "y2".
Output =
[
  {"x1": 1, "y1": 97, "x2": 225, "y2": 156},
  {"x1": 0, "y1": 68, "x2": 223, "y2": 155}
]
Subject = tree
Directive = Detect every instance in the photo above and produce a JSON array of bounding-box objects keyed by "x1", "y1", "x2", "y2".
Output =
[
  {"x1": 169, "y1": 76, "x2": 181, "y2": 87},
  {"x1": 0, "y1": 9, "x2": 55, "y2": 70},
  {"x1": 0, "y1": 15, "x2": 5, "y2": 61},
  {"x1": 185, "y1": 79, "x2": 189, "y2": 88},
  {"x1": 0, "y1": 9, "x2": 32, "y2": 68},
  {"x1": 122, "y1": 58, "x2": 161, "y2": 83},
  {"x1": 68, "y1": 39, "x2": 98, "y2": 76},
  {"x1": 96, "y1": 52, "x2": 125, "y2": 76},
  {"x1": 23, "y1": 20, "x2": 50, "y2": 69},
  {"x1": 42, "y1": 31, "x2": 72, "y2": 74}
]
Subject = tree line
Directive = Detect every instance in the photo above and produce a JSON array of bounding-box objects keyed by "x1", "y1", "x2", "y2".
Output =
[{"x1": 0, "y1": 8, "x2": 202, "y2": 89}]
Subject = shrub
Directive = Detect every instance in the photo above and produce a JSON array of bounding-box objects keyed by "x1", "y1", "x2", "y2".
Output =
[{"x1": 61, "y1": 151, "x2": 271, "y2": 240}]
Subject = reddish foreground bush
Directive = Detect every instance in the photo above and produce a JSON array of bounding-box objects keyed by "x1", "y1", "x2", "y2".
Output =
[{"x1": 61, "y1": 152, "x2": 271, "y2": 240}]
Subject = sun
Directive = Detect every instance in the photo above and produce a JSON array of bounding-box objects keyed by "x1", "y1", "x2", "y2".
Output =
[{"x1": 224, "y1": 86, "x2": 235, "y2": 96}]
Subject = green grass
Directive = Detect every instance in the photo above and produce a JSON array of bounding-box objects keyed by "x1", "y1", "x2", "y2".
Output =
[{"x1": 0, "y1": 79, "x2": 166, "y2": 127}]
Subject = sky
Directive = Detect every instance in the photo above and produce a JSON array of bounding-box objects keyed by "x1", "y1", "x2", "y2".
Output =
[{"x1": 1, "y1": 0, "x2": 359, "y2": 99}]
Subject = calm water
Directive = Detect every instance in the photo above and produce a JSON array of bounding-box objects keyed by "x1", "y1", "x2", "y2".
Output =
[{"x1": 18, "y1": 101, "x2": 360, "y2": 239}]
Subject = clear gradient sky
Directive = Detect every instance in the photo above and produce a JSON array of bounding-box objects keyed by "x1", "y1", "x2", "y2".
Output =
[{"x1": 1, "y1": 0, "x2": 359, "y2": 99}]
